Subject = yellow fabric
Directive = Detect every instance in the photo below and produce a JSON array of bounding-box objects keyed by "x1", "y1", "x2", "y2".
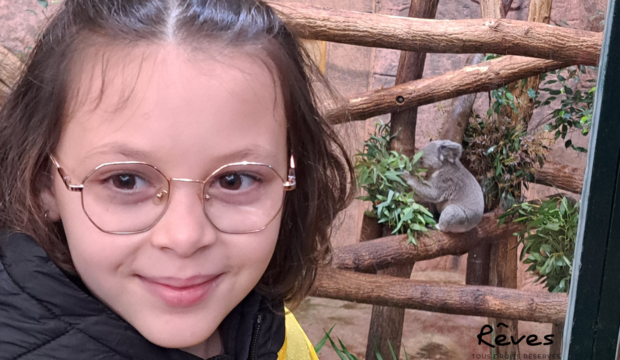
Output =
[{"x1": 277, "y1": 308, "x2": 319, "y2": 360}]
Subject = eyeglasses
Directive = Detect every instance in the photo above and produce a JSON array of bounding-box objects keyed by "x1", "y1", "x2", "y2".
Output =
[{"x1": 49, "y1": 154, "x2": 296, "y2": 235}]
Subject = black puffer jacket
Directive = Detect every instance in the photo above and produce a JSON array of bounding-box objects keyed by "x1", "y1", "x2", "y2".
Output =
[{"x1": 0, "y1": 231, "x2": 285, "y2": 360}]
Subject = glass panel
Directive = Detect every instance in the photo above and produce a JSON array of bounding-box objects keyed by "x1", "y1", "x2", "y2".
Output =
[{"x1": 563, "y1": 0, "x2": 620, "y2": 357}]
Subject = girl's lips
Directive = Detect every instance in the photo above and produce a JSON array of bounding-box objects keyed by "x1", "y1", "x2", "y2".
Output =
[{"x1": 138, "y1": 274, "x2": 223, "y2": 308}]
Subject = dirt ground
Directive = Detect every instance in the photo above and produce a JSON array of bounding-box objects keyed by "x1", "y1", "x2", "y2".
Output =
[{"x1": 294, "y1": 257, "x2": 556, "y2": 360}]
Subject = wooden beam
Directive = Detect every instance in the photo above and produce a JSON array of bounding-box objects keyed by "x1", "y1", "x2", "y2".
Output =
[
  {"x1": 267, "y1": 2, "x2": 602, "y2": 66},
  {"x1": 535, "y1": 161, "x2": 584, "y2": 194},
  {"x1": 0, "y1": 83, "x2": 9, "y2": 107},
  {"x1": 0, "y1": 46, "x2": 21, "y2": 105},
  {"x1": 310, "y1": 268, "x2": 568, "y2": 324},
  {"x1": 331, "y1": 212, "x2": 522, "y2": 272},
  {"x1": 0, "y1": 46, "x2": 21, "y2": 89},
  {"x1": 326, "y1": 55, "x2": 569, "y2": 123}
]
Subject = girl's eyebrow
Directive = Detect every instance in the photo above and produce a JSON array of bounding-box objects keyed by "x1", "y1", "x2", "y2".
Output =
[
  {"x1": 212, "y1": 146, "x2": 280, "y2": 164},
  {"x1": 82, "y1": 143, "x2": 280, "y2": 164},
  {"x1": 82, "y1": 142, "x2": 154, "y2": 163}
]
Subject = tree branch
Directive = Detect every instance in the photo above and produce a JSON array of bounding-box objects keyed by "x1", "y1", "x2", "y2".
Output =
[
  {"x1": 311, "y1": 268, "x2": 568, "y2": 323},
  {"x1": 326, "y1": 55, "x2": 569, "y2": 123},
  {"x1": 330, "y1": 212, "x2": 522, "y2": 272},
  {"x1": 535, "y1": 161, "x2": 584, "y2": 194},
  {"x1": 267, "y1": 1, "x2": 602, "y2": 66}
]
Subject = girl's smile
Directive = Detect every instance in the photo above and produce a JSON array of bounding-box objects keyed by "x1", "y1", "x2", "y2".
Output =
[{"x1": 138, "y1": 273, "x2": 225, "y2": 308}]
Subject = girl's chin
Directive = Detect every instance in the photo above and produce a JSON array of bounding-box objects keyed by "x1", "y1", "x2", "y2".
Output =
[{"x1": 135, "y1": 320, "x2": 219, "y2": 349}]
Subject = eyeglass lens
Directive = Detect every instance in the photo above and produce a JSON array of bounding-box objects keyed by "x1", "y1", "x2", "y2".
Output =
[{"x1": 80, "y1": 163, "x2": 286, "y2": 234}]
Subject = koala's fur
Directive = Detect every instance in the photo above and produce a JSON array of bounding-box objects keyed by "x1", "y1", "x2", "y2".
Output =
[{"x1": 401, "y1": 140, "x2": 484, "y2": 233}]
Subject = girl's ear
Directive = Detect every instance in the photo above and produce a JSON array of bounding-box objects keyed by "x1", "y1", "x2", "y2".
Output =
[{"x1": 40, "y1": 186, "x2": 61, "y2": 221}]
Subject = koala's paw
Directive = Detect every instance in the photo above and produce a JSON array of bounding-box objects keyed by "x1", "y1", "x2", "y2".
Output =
[
  {"x1": 401, "y1": 171, "x2": 415, "y2": 183},
  {"x1": 434, "y1": 223, "x2": 442, "y2": 231}
]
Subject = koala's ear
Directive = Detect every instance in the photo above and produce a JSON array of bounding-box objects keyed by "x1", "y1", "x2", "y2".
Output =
[{"x1": 438, "y1": 141, "x2": 463, "y2": 163}]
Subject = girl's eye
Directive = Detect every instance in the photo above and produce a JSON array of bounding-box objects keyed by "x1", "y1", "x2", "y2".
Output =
[
  {"x1": 110, "y1": 174, "x2": 147, "y2": 191},
  {"x1": 217, "y1": 173, "x2": 258, "y2": 191}
]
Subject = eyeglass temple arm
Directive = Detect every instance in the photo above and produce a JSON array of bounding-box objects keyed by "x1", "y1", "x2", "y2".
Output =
[
  {"x1": 48, "y1": 154, "x2": 84, "y2": 192},
  {"x1": 284, "y1": 155, "x2": 296, "y2": 191}
]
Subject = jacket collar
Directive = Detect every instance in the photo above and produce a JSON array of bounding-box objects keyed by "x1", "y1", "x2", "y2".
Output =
[{"x1": 0, "y1": 231, "x2": 284, "y2": 360}]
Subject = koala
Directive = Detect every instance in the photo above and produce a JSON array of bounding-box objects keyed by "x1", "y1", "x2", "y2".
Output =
[{"x1": 401, "y1": 140, "x2": 484, "y2": 233}]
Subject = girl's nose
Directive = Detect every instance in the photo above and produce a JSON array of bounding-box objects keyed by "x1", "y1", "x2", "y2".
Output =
[{"x1": 149, "y1": 181, "x2": 217, "y2": 257}]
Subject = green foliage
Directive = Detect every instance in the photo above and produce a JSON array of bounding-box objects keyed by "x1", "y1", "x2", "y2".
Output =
[
  {"x1": 538, "y1": 66, "x2": 598, "y2": 153},
  {"x1": 464, "y1": 55, "x2": 549, "y2": 208},
  {"x1": 314, "y1": 326, "x2": 410, "y2": 360},
  {"x1": 484, "y1": 54, "x2": 526, "y2": 121},
  {"x1": 27, "y1": 0, "x2": 59, "y2": 16},
  {"x1": 487, "y1": 85, "x2": 519, "y2": 117},
  {"x1": 355, "y1": 122, "x2": 435, "y2": 245},
  {"x1": 313, "y1": 324, "x2": 335, "y2": 354},
  {"x1": 497, "y1": 195, "x2": 579, "y2": 293},
  {"x1": 464, "y1": 117, "x2": 549, "y2": 209},
  {"x1": 483, "y1": 53, "x2": 597, "y2": 154}
]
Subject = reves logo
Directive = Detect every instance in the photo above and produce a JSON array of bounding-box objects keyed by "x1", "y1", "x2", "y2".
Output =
[{"x1": 477, "y1": 323, "x2": 554, "y2": 348}]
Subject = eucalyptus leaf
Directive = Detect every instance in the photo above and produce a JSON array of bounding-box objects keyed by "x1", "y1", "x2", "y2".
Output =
[
  {"x1": 354, "y1": 122, "x2": 435, "y2": 246},
  {"x1": 501, "y1": 195, "x2": 579, "y2": 293},
  {"x1": 412, "y1": 150, "x2": 424, "y2": 164}
]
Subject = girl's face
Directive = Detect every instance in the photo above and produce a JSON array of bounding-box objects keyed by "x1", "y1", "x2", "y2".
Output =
[{"x1": 42, "y1": 44, "x2": 287, "y2": 354}]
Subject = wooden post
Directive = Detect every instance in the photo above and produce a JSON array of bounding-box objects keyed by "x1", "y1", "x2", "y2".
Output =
[
  {"x1": 479, "y1": 0, "x2": 503, "y2": 18},
  {"x1": 365, "y1": 0, "x2": 439, "y2": 359},
  {"x1": 477, "y1": 0, "x2": 521, "y2": 357},
  {"x1": 549, "y1": 322, "x2": 563, "y2": 358},
  {"x1": 504, "y1": 0, "x2": 554, "y2": 127},
  {"x1": 488, "y1": 0, "x2": 553, "y2": 357},
  {"x1": 440, "y1": 53, "x2": 485, "y2": 145},
  {"x1": 466, "y1": 243, "x2": 491, "y2": 285},
  {"x1": 488, "y1": 237, "x2": 520, "y2": 356}
]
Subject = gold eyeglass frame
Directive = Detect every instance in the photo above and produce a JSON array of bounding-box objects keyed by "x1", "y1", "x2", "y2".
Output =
[{"x1": 48, "y1": 154, "x2": 296, "y2": 235}]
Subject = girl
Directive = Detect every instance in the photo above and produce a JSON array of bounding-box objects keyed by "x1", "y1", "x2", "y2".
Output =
[{"x1": 0, "y1": 1, "x2": 354, "y2": 359}]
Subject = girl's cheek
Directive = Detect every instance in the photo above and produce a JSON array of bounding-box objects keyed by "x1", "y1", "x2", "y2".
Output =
[
  {"x1": 66, "y1": 227, "x2": 141, "y2": 296},
  {"x1": 233, "y1": 218, "x2": 281, "y2": 272}
]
